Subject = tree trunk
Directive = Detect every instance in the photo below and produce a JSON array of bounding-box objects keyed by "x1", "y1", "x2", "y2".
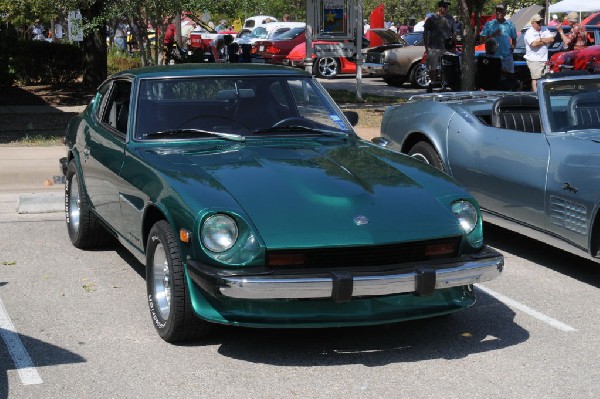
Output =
[
  {"x1": 458, "y1": 0, "x2": 486, "y2": 91},
  {"x1": 82, "y1": 1, "x2": 107, "y2": 87}
]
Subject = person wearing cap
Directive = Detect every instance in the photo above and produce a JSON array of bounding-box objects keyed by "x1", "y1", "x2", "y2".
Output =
[
  {"x1": 557, "y1": 12, "x2": 588, "y2": 51},
  {"x1": 480, "y1": 4, "x2": 517, "y2": 77},
  {"x1": 423, "y1": 1, "x2": 456, "y2": 92},
  {"x1": 548, "y1": 14, "x2": 559, "y2": 27},
  {"x1": 523, "y1": 14, "x2": 555, "y2": 93}
]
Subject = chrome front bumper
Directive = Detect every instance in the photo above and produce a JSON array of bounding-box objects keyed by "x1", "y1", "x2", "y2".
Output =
[{"x1": 187, "y1": 246, "x2": 503, "y2": 302}]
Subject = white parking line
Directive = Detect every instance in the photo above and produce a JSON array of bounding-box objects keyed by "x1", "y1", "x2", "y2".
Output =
[
  {"x1": 476, "y1": 284, "x2": 577, "y2": 332},
  {"x1": 0, "y1": 295, "x2": 43, "y2": 385}
]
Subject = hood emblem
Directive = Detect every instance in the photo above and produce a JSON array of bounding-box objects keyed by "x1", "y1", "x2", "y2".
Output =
[{"x1": 354, "y1": 215, "x2": 369, "y2": 226}]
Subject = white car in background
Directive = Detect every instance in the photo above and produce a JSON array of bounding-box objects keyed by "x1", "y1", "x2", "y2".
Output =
[{"x1": 241, "y1": 15, "x2": 279, "y2": 34}]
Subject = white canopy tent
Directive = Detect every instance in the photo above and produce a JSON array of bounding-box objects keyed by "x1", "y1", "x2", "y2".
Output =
[{"x1": 548, "y1": 0, "x2": 600, "y2": 13}]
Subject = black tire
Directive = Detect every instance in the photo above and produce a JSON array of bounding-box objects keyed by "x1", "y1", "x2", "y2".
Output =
[
  {"x1": 313, "y1": 57, "x2": 340, "y2": 79},
  {"x1": 408, "y1": 141, "x2": 445, "y2": 172},
  {"x1": 146, "y1": 220, "x2": 211, "y2": 342},
  {"x1": 65, "y1": 160, "x2": 113, "y2": 249},
  {"x1": 409, "y1": 63, "x2": 431, "y2": 89},
  {"x1": 382, "y1": 74, "x2": 407, "y2": 87}
]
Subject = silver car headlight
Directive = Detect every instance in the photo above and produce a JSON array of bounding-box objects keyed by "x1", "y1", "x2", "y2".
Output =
[
  {"x1": 201, "y1": 214, "x2": 238, "y2": 253},
  {"x1": 451, "y1": 200, "x2": 478, "y2": 235},
  {"x1": 200, "y1": 213, "x2": 261, "y2": 265}
]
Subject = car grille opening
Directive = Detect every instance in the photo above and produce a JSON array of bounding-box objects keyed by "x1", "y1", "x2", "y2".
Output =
[{"x1": 267, "y1": 237, "x2": 461, "y2": 268}]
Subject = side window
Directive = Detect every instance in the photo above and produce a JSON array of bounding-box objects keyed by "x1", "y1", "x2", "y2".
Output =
[
  {"x1": 100, "y1": 80, "x2": 132, "y2": 135},
  {"x1": 94, "y1": 82, "x2": 111, "y2": 120}
]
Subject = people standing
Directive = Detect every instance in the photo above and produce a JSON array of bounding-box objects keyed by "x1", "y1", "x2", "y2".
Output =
[
  {"x1": 523, "y1": 14, "x2": 555, "y2": 93},
  {"x1": 557, "y1": 12, "x2": 588, "y2": 51},
  {"x1": 423, "y1": 2, "x2": 455, "y2": 92},
  {"x1": 114, "y1": 21, "x2": 127, "y2": 51},
  {"x1": 480, "y1": 4, "x2": 517, "y2": 78},
  {"x1": 548, "y1": 14, "x2": 560, "y2": 27},
  {"x1": 162, "y1": 17, "x2": 177, "y2": 64}
]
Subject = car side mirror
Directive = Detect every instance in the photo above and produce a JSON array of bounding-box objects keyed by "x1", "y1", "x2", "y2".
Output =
[
  {"x1": 371, "y1": 137, "x2": 389, "y2": 147},
  {"x1": 343, "y1": 111, "x2": 359, "y2": 126}
]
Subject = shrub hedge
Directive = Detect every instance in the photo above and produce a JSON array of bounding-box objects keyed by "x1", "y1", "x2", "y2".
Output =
[{"x1": 10, "y1": 40, "x2": 84, "y2": 85}]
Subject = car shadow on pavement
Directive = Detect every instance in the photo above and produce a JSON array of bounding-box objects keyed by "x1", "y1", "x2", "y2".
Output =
[
  {"x1": 0, "y1": 328, "x2": 86, "y2": 397},
  {"x1": 484, "y1": 223, "x2": 600, "y2": 289},
  {"x1": 191, "y1": 292, "x2": 528, "y2": 365},
  {"x1": 210, "y1": 294, "x2": 526, "y2": 365}
]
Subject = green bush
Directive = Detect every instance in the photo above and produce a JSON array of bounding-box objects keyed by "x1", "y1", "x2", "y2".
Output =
[
  {"x1": 12, "y1": 40, "x2": 84, "y2": 85},
  {"x1": 107, "y1": 47, "x2": 142, "y2": 75},
  {"x1": 0, "y1": 24, "x2": 19, "y2": 86}
]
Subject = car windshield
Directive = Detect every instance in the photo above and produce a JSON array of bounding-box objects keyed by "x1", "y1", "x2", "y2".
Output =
[
  {"x1": 249, "y1": 27, "x2": 267, "y2": 39},
  {"x1": 402, "y1": 32, "x2": 423, "y2": 46},
  {"x1": 275, "y1": 27, "x2": 304, "y2": 40},
  {"x1": 542, "y1": 77, "x2": 600, "y2": 132},
  {"x1": 135, "y1": 76, "x2": 354, "y2": 140}
]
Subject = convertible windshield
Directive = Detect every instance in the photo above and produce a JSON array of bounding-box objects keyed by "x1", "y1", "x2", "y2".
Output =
[
  {"x1": 542, "y1": 77, "x2": 600, "y2": 132},
  {"x1": 135, "y1": 76, "x2": 353, "y2": 140}
]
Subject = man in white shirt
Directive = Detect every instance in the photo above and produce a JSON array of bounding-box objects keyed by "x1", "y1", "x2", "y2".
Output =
[{"x1": 523, "y1": 14, "x2": 555, "y2": 93}]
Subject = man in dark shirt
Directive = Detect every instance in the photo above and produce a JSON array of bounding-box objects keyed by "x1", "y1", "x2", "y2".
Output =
[{"x1": 423, "y1": 1, "x2": 456, "y2": 92}]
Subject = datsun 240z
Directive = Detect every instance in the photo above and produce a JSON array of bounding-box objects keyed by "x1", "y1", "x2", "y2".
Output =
[{"x1": 64, "y1": 64, "x2": 503, "y2": 342}]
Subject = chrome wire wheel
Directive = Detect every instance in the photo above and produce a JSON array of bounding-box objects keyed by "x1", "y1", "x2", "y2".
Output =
[
  {"x1": 151, "y1": 242, "x2": 171, "y2": 320},
  {"x1": 68, "y1": 176, "x2": 81, "y2": 233}
]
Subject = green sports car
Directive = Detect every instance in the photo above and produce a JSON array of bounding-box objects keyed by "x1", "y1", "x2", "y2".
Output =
[{"x1": 64, "y1": 64, "x2": 503, "y2": 342}]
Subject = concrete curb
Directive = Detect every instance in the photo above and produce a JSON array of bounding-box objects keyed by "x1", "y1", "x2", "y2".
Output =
[{"x1": 17, "y1": 192, "x2": 64, "y2": 214}]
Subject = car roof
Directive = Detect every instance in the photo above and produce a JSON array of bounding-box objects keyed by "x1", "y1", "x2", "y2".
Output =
[
  {"x1": 111, "y1": 63, "x2": 311, "y2": 80},
  {"x1": 255, "y1": 21, "x2": 305, "y2": 32}
]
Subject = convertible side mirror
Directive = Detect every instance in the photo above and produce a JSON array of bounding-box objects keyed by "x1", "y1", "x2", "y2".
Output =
[{"x1": 343, "y1": 111, "x2": 359, "y2": 126}]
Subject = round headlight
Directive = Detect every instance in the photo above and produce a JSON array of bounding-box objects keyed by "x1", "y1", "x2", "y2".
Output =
[
  {"x1": 201, "y1": 214, "x2": 238, "y2": 253},
  {"x1": 451, "y1": 201, "x2": 478, "y2": 235}
]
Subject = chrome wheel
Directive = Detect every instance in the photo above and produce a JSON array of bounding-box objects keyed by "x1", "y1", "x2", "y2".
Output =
[
  {"x1": 68, "y1": 176, "x2": 81, "y2": 233},
  {"x1": 411, "y1": 64, "x2": 431, "y2": 88},
  {"x1": 151, "y1": 242, "x2": 171, "y2": 320},
  {"x1": 315, "y1": 57, "x2": 340, "y2": 79}
]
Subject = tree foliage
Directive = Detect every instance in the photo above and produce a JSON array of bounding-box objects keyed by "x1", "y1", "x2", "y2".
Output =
[{"x1": 3, "y1": 0, "x2": 543, "y2": 88}]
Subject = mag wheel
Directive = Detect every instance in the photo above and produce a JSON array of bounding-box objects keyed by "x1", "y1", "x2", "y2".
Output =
[
  {"x1": 410, "y1": 63, "x2": 431, "y2": 88},
  {"x1": 314, "y1": 57, "x2": 340, "y2": 79},
  {"x1": 146, "y1": 220, "x2": 211, "y2": 342}
]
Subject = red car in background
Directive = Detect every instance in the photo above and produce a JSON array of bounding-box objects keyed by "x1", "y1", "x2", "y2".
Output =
[
  {"x1": 285, "y1": 40, "x2": 359, "y2": 78},
  {"x1": 548, "y1": 45, "x2": 600, "y2": 73},
  {"x1": 254, "y1": 26, "x2": 305, "y2": 64}
]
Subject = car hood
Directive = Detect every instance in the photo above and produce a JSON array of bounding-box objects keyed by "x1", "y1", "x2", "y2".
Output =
[
  {"x1": 368, "y1": 29, "x2": 404, "y2": 45},
  {"x1": 139, "y1": 140, "x2": 468, "y2": 248}
]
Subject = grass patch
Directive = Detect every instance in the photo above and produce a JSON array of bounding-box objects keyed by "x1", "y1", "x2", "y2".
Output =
[
  {"x1": 0, "y1": 134, "x2": 63, "y2": 146},
  {"x1": 327, "y1": 89, "x2": 405, "y2": 105}
]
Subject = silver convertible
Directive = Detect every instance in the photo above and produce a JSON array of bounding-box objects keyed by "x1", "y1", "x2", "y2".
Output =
[{"x1": 376, "y1": 74, "x2": 600, "y2": 263}]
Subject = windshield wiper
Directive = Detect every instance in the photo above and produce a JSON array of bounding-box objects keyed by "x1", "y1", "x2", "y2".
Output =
[
  {"x1": 142, "y1": 128, "x2": 245, "y2": 142},
  {"x1": 251, "y1": 125, "x2": 348, "y2": 138}
]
